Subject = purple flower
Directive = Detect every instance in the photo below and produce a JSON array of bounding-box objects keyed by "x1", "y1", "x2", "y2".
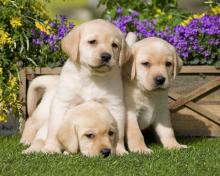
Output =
[
  {"x1": 49, "y1": 21, "x2": 56, "y2": 27},
  {"x1": 116, "y1": 7, "x2": 123, "y2": 15},
  {"x1": 204, "y1": 50, "x2": 211, "y2": 57},
  {"x1": 60, "y1": 15, "x2": 67, "y2": 24},
  {"x1": 113, "y1": 11, "x2": 220, "y2": 65},
  {"x1": 131, "y1": 10, "x2": 139, "y2": 17},
  {"x1": 31, "y1": 15, "x2": 74, "y2": 52}
]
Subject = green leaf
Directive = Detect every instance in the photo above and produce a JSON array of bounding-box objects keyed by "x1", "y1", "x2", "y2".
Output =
[{"x1": 214, "y1": 61, "x2": 220, "y2": 68}]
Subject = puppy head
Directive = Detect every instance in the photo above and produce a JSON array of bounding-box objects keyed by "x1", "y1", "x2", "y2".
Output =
[
  {"x1": 62, "y1": 19, "x2": 130, "y2": 75},
  {"x1": 57, "y1": 101, "x2": 118, "y2": 157},
  {"x1": 131, "y1": 37, "x2": 182, "y2": 91}
]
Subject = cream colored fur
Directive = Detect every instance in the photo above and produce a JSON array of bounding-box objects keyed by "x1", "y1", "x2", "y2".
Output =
[
  {"x1": 23, "y1": 101, "x2": 118, "y2": 157},
  {"x1": 123, "y1": 34, "x2": 187, "y2": 154},
  {"x1": 21, "y1": 19, "x2": 130, "y2": 155}
]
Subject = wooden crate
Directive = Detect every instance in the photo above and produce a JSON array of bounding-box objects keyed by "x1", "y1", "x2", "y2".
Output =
[{"x1": 19, "y1": 66, "x2": 220, "y2": 136}]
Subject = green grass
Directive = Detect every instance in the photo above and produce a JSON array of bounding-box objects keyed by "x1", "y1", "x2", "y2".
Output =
[{"x1": 0, "y1": 136, "x2": 220, "y2": 176}]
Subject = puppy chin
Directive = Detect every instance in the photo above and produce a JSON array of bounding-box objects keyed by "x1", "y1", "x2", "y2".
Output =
[
  {"x1": 88, "y1": 64, "x2": 113, "y2": 75},
  {"x1": 141, "y1": 83, "x2": 169, "y2": 92},
  {"x1": 147, "y1": 84, "x2": 169, "y2": 91}
]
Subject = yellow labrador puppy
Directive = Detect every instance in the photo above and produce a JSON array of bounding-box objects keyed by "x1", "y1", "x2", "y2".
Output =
[
  {"x1": 123, "y1": 35, "x2": 187, "y2": 154},
  {"x1": 23, "y1": 101, "x2": 118, "y2": 157},
  {"x1": 25, "y1": 19, "x2": 129, "y2": 154}
]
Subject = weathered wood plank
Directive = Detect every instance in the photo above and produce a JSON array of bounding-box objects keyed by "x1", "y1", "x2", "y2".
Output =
[
  {"x1": 19, "y1": 69, "x2": 27, "y2": 119},
  {"x1": 169, "y1": 77, "x2": 220, "y2": 110},
  {"x1": 180, "y1": 66, "x2": 220, "y2": 73},
  {"x1": 24, "y1": 67, "x2": 62, "y2": 75},
  {"x1": 169, "y1": 92, "x2": 220, "y2": 125}
]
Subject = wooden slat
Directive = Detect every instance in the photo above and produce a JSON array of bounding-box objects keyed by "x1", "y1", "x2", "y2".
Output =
[
  {"x1": 169, "y1": 77, "x2": 220, "y2": 110},
  {"x1": 40, "y1": 67, "x2": 61, "y2": 74},
  {"x1": 25, "y1": 67, "x2": 41, "y2": 74},
  {"x1": 180, "y1": 66, "x2": 220, "y2": 73},
  {"x1": 23, "y1": 66, "x2": 220, "y2": 74},
  {"x1": 24, "y1": 67, "x2": 62, "y2": 75},
  {"x1": 169, "y1": 92, "x2": 220, "y2": 125},
  {"x1": 19, "y1": 69, "x2": 27, "y2": 119}
]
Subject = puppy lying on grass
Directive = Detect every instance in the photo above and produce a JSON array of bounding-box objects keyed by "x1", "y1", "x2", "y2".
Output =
[
  {"x1": 23, "y1": 98, "x2": 118, "y2": 157},
  {"x1": 124, "y1": 33, "x2": 187, "y2": 154}
]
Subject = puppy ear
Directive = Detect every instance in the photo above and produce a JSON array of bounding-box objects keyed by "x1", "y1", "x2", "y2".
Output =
[
  {"x1": 57, "y1": 121, "x2": 78, "y2": 154},
  {"x1": 119, "y1": 39, "x2": 131, "y2": 66},
  {"x1": 131, "y1": 56, "x2": 136, "y2": 80},
  {"x1": 126, "y1": 32, "x2": 137, "y2": 47},
  {"x1": 61, "y1": 28, "x2": 80, "y2": 62},
  {"x1": 173, "y1": 54, "x2": 183, "y2": 79}
]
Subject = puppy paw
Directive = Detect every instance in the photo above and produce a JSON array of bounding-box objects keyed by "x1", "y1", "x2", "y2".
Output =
[
  {"x1": 42, "y1": 145, "x2": 61, "y2": 154},
  {"x1": 22, "y1": 147, "x2": 38, "y2": 154},
  {"x1": 165, "y1": 143, "x2": 187, "y2": 150},
  {"x1": 129, "y1": 146, "x2": 153, "y2": 155},
  {"x1": 63, "y1": 151, "x2": 70, "y2": 155},
  {"x1": 116, "y1": 146, "x2": 128, "y2": 155},
  {"x1": 20, "y1": 138, "x2": 31, "y2": 146}
]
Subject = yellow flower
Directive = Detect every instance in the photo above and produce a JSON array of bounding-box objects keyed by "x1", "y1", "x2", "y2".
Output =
[
  {"x1": 168, "y1": 15, "x2": 173, "y2": 20},
  {"x1": 0, "y1": 0, "x2": 9, "y2": 5},
  {"x1": 35, "y1": 21, "x2": 50, "y2": 34},
  {"x1": 193, "y1": 13, "x2": 205, "y2": 19},
  {"x1": 10, "y1": 17, "x2": 22, "y2": 28},
  {"x1": 8, "y1": 74, "x2": 17, "y2": 88},
  {"x1": 211, "y1": 5, "x2": 220, "y2": 15},
  {"x1": 0, "y1": 28, "x2": 13, "y2": 46},
  {"x1": 180, "y1": 17, "x2": 193, "y2": 26},
  {"x1": 0, "y1": 67, "x2": 2, "y2": 75},
  {"x1": 180, "y1": 13, "x2": 205, "y2": 26},
  {"x1": 0, "y1": 114, "x2": 7, "y2": 122}
]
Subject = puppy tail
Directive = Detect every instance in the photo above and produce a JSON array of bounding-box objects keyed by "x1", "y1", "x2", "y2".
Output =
[
  {"x1": 126, "y1": 32, "x2": 137, "y2": 47},
  {"x1": 27, "y1": 75, "x2": 59, "y2": 116}
]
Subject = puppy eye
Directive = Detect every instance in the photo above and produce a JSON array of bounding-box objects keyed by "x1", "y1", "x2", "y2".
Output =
[
  {"x1": 108, "y1": 131, "x2": 114, "y2": 136},
  {"x1": 85, "y1": 133, "x2": 95, "y2": 139},
  {"x1": 166, "y1": 61, "x2": 172, "y2": 67},
  {"x1": 112, "y1": 43, "x2": 118, "y2": 48},
  {"x1": 142, "y1": 62, "x2": 150, "y2": 67},
  {"x1": 88, "y1": 40, "x2": 96, "y2": 44}
]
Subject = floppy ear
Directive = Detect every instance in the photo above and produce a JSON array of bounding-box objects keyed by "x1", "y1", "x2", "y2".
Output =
[
  {"x1": 119, "y1": 39, "x2": 131, "y2": 66},
  {"x1": 61, "y1": 28, "x2": 80, "y2": 62},
  {"x1": 57, "y1": 121, "x2": 79, "y2": 154},
  {"x1": 173, "y1": 54, "x2": 183, "y2": 79}
]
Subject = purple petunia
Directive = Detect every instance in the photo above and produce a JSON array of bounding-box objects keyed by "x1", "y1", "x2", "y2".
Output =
[{"x1": 112, "y1": 7, "x2": 220, "y2": 65}]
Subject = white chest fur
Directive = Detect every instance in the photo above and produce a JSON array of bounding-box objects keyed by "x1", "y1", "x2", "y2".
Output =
[
  {"x1": 58, "y1": 60, "x2": 123, "y2": 106},
  {"x1": 132, "y1": 87, "x2": 168, "y2": 130}
]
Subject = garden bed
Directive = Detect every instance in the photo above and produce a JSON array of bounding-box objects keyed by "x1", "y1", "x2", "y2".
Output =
[{"x1": 19, "y1": 66, "x2": 220, "y2": 136}]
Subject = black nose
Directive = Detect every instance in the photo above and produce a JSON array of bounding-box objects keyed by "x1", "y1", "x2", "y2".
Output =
[
  {"x1": 155, "y1": 76, "x2": 165, "y2": 85},
  {"x1": 101, "y1": 52, "x2": 111, "y2": 63},
  {"x1": 100, "y1": 148, "x2": 111, "y2": 157}
]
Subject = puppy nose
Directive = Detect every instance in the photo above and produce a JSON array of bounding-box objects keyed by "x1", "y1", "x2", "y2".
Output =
[
  {"x1": 101, "y1": 52, "x2": 111, "y2": 63},
  {"x1": 155, "y1": 76, "x2": 165, "y2": 85},
  {"x1": 100, "y1": 148, "x2": 111, "y2": 157}
]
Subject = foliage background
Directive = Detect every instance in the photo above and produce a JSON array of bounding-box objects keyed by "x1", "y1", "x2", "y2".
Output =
[{"x1": 0, "y1": 0, "x2": 72, "y2": 122}]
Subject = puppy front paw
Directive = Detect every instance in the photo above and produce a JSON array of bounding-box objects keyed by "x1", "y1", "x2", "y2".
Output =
[
  {"x1": 42, "y1": 145, "x2": 61, "y2": 154},
  {"x1": 116, "y1": 145, "x2": 128, "y2": 155},
  {"x1": 20, "y1": 138, "x2": 31, "y2": 146},
  {"x1": 22, "y1": 147, "x2": 40, "y2": 154},
  {"x1": 129, "y1": 145, "x2": 153, "y2": 155},
  {"x1": 165, "y1": 143, "x2": 187, "y2": 150}
]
